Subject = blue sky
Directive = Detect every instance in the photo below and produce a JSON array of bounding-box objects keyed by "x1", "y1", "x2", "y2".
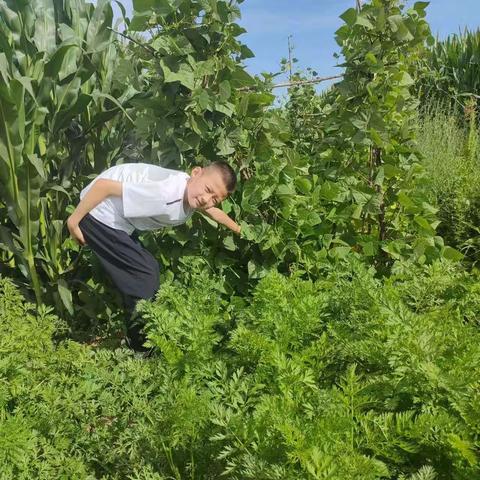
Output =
[
  {"x1": 112, "y1": 1, "x2": 480, "y2": 95},
  {"x1": 239, "y1": 1, "x2": 480, "y2": 81}
]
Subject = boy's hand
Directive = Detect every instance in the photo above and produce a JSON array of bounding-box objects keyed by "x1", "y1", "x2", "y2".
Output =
[
  {"x1": 67, "y1": 216, "x2": 86, "y2": 246},
  {"x1": 239, "y1": 221, "x2": 254, "y2": 241},
  {"x1": 203, "y1": 207, "x2": 241, "y2": 235}
]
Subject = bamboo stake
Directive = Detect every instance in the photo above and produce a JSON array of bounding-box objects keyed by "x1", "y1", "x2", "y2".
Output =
[{"x1": 287, "y1": 35, "x2": 294, "y2": 82}]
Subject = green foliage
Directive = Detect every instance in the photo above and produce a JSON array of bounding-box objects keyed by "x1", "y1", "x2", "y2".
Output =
[
  {"x1": 143, "y1": 0, "x2": 456, "y2": 293},
  {"x1": 144, "y1": 259, "x2": 480, "y2": 478},
  {"x1": 313, "y1": 0, "x2": 446, "y2": 265},
  {"x1": 283, "y1": 67, "x2": 330, "y2": 158},
  {"x1": 1, "y1": 4, "x2": 478, "y2": 474},
  {"x1": 415, "y1": 102, "x2": 480, "y2": 266},
  {"x1": 416, "y1": 29, "x2": 480, "y2": 110},
  {"x1": 2, "y1": 254, "x2": 480, "y2": 478},
  {"x1": 0, "y1": 0, "x2": 141, "y2": 321},
  {"x1": 1, "y1": 0, "x2": 464, "y2": 315},
  {"x1": 0, "y1": 2, "x2": 478, "y2": 476},
  {"x1": 122, "y1": 0, "x2": 320, "y2": 283},
  {"x1": 127, "y1": 0, "x2": 257, "y2": 167}
]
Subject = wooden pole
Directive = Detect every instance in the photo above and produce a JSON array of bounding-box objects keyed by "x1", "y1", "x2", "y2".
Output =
[{"x1": 287, "y1": 35, "x2": 293, "y2": 82}]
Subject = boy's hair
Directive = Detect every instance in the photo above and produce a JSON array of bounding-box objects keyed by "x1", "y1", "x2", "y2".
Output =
[{"x1": 206, "y1": 161, "x2": 237, "y2": 193}]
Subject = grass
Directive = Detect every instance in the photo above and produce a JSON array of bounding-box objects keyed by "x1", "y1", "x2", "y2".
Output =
[{"x1": 414, "y1": 100, "x2": 480, "y2": 265}]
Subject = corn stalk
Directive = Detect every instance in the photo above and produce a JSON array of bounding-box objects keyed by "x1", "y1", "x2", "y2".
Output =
[
  {"x1": 0, "y1": 0, "x2": 138, "y2": 311},
  {"x1": 417, "y1": 29, "x2": 480, "y2": 110}
]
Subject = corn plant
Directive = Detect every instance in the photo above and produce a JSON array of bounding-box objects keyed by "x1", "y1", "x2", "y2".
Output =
[
  {"x1": 0, "y1": 0, "x2": 139, "y2": 311},
  {"x1": 417, "y1": 28, "x2": 480, "y2": 110}
]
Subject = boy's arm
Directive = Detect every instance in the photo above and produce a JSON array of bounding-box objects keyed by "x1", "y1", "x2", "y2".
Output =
[
  {"x1": 67, "y1": 179, "x2": 122, "y2": 245},
  {"x1": 204, "y1": 207, "x2": 241, "y2": 234}
]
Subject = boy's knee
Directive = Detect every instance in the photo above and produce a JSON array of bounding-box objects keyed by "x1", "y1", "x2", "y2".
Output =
[{"x1": 120, "y1": 252, "x2": 159, "y2": 304}]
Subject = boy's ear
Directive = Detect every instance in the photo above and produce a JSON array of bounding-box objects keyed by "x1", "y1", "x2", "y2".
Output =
[{"x1": 191, "y1": 166, "x2": 203, "y2": 177}]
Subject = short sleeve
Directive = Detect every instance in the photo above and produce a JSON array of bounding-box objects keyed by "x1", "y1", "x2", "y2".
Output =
[{"x1": 122, "y1": 179, "x2": 177, "y2": 218}]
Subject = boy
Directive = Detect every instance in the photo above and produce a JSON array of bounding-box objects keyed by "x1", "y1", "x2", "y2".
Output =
[{"x1": 67, "y1": 162, "x2": 240, "y2": 351}]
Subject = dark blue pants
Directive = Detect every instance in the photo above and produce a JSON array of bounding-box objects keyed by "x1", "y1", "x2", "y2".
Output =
[{"x1": 79, "y1": 214, "x2": 159, "y2": 350}]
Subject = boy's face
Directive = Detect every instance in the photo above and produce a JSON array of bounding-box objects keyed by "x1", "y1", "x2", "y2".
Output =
[{"x1": 185, "y1": 167, "x2": 229, "y2": 210}]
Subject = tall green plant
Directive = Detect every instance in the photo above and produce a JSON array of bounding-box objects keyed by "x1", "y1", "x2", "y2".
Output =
[
  {"x1": 0, "y1": 0, "x2": 139, "y2": 312},
  {"x1": 415, "y1": 101, "x2": 480, "y2": 266},
  {"x1": 305, "y1": 0, "x2": 458, "y2": 266},
  {"x1": 126, "y1": 0, "x2": 464, "y2": 289},
  {"x1": 416, "y1": 28, "x2": 480, "y2": 110}
]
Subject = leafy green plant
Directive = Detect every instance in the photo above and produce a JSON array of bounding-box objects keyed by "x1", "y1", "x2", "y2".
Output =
[
  {"x1": 1, "y1": 252, "x2": 480, "y2": 478},
  {"x1": 312, "y1": 0, "x2": 448, "y2": 266},
  {"x1": 415, "y1": 101, "x2": 480, "y2": 266},
  {"x1": 148, "y1": 259, "x2": 480, "y2": 478},
  {"x1": 129, "y1": 1, "x2": 452, "y2": 294},
  {"x1": 1, "y1": 0, "x2": 461, "y2": 315},
  {"x1": 416, "y1": 28, "x2": 480, "y2": 111},
  {"x1": 0, "y1": 0, "x2": 140, "y2": 316}
]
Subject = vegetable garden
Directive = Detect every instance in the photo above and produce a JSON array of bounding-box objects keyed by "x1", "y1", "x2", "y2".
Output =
[{"x1": 0, "y1": 0, "x2": 479, "y2": 478}]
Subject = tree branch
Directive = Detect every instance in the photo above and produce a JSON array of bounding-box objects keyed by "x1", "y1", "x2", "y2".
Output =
[
  {"x1": 107, "y1": 27, "x2": 158, "y2": 56},
  {"x1": 239, "y1": 74, "x2": 344, "y2": 92}
]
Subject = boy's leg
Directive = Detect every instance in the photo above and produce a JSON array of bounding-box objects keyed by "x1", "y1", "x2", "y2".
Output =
[
  {"x1": 123, "y1": 294, "x2": 150, "y2": 351},
  {"x1": 78, "y1": 214, "x2": 159, "y2": 350}
]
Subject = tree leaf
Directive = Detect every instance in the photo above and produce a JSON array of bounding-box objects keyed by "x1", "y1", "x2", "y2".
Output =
[
  {"x1": 161, "y1": 61, "x2": 195, "y2": 90},
  {"x1": 398, "y1": 72, "x2": 414, "y2": 87},
  {"x1": 340, "y1": 8, "x2": 357, "y2": 26},
  {"x1": 442, "y1": 246, "x2": 464, "y2": 262},
  {"x1": 355, "y1": 16, "x2": 374, "y2": 30},
  {"x1": 295, "y1": 177, "x2": 312, "y2": 194},
  {"x1": 219, "y1": 80, "x2": 231, "y2": 102},
  {"x1": 223, "y1": 236, "x2": 236, "y2": 251},
  {"x1": 414, "y1": 215, "x2": 435, "y2": 235}
]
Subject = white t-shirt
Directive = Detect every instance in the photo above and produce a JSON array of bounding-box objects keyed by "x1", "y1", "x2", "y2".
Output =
[{"x1": 80, "y1": 163, "x2": 194, "y2": 234}]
